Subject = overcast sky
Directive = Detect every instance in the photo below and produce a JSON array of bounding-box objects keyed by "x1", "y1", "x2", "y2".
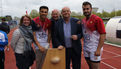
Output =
[{"x1": 0, "y1": 0, "x2": 121, "y2": 18}]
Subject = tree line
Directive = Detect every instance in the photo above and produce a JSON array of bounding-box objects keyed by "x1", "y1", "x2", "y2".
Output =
[
  {"x1": 0, "y1": 9, "x2": 121, "y2": 21},
  {"x1": 29, "y1": 9, "x2": 121, "y2": 19}
]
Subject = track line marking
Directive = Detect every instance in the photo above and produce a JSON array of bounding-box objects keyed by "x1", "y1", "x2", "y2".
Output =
[
  {"x1": 101, "y1": 61, "x2": 117, "y2": 69},
  {"x1": 103, "y1": 50, "x2": 120, "y2": 56},
  {"x1": 102, "y1": 55, "x2": 121, "y2": 60},
  {"x1": 104, "y1": 42, "x2": 121, "y2": 48}
]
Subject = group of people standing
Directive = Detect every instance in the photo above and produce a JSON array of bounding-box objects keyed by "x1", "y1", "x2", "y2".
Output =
[{"x1": 0, "y1": 1, "x2": 106, "y2": 69}]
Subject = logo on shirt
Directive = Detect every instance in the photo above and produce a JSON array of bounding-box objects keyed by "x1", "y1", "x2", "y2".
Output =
[
  {"x1": 90, "y1": 21, "x2": 93, "y2": 24},
  {"x1": 0, "y1": 33, "x2": 5, "y2": 42}
]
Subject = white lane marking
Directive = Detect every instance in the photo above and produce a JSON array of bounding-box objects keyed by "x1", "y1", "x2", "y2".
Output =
[
  {"x1": 102, "y1": 50, "x2": 121, "y2": 60},
  {"x1": 103, "y1": 50, "x2": 120, "y2": 56},
  {"x1": 104, "y1": 42, "x2": 121, "y2": 48},
  {"x1": 101, "y1": 61, "x2": 117, "y2": 69},
  {"x1": 102, "y1": 55, "x2": 121, "y2": 60}
]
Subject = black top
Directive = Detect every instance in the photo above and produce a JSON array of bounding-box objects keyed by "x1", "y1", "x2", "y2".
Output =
[{"x1": 0, "y1": 22, "x2": 10, "y2": 34}]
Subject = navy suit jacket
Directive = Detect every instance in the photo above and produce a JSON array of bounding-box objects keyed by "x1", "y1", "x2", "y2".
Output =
[{"x1": 53, "y1": 17, "x2": 83, "y2": 55}]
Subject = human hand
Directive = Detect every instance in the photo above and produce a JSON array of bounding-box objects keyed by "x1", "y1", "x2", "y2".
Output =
[
  {"x1": 57, "y1": 45, "x2": 64, "y2": 50},
  {"x1": 40, "y1": 47, "x2": 46, "y2": 53},
  {"x1": 5, "y1": 46, "x2": 9, "y2": 51},
  {"x1": 95, "y1": 49, "x2": 101, "y2": 56},
  {"x1": 77, "y1": 21, "x2": 81, "y2": 24},
  {"x1": 71, "y1": 35, "x2": 78, "y2": 40}
]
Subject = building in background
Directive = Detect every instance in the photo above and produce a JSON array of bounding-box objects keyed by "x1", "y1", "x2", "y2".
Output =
[{"x1": 92, "y1": 7, "x2": 98, "y2": 13}]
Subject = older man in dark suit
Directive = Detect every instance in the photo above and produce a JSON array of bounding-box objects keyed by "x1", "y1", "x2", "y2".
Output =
[{"x1": 53, "y1": 7, "x2": 83, "y2": 69}]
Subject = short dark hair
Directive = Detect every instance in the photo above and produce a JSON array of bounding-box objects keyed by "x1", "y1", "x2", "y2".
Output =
[
  {"x1": 82, "y1": 1, "x2": 92, "y2": 8},
  {"x1": 39, "y1": 6, "x2": 49, "y2": 12},
  {"x1": 1, "y1": 18, "x2": 6, "y2": 21}
]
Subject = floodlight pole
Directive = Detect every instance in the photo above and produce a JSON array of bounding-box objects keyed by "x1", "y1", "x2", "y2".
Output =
[{"x1": 0, "y1": 0, "x2": 2, "y2": 16}]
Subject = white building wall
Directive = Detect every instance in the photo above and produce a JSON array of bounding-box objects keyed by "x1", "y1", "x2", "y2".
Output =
[{"x1": 106, "y1": 17, "x2": 121, "y2": 45}]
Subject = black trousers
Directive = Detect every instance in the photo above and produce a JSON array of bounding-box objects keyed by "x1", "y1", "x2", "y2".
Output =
[
  {"x1": 66, "y1": 48, "x2": 81, "y2": 69},
  {"x1": 0, "y1": 51, "x2": 5, "y2": 69},
  {"x1": 15, "y1": 53, "x2": 30, "y2": 69}
]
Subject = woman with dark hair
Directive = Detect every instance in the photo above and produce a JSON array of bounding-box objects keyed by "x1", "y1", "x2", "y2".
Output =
[{"x1": 11, "y1": 15, "x2": 36, "y2": 69}]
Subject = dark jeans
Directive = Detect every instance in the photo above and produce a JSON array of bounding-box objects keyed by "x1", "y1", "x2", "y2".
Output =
[
  {"x1": 0, "y1": 51, "x2": 5, "y2": 69},
  {"x1": 15, "y1": 53, "x2": 31, "y2": 69},
  {"x1": 66, "y1": 48, "x2": 81, "y2": 69}
]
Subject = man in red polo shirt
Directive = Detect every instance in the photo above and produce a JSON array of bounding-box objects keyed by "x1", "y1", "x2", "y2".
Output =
[
  {"x1": 32, "y1": 6, "x2": 51, "y2": 69},
  {"x1": 82, "y1": 2, "x2": 106, "y2": 69}
]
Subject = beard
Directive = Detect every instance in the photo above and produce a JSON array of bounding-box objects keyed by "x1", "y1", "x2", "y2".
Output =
[
  {"x1": 83, "y1": 12, "x2": 91, "y2": 17},
  {"x1": 40, "y1": 14, "x2": 47, "y2": 19}
]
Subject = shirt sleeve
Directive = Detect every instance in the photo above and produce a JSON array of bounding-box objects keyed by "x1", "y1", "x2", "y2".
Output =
[
  {"x1": 0, "y1": 32, "x2": 8, "y2": 46},
  {"x1": 11, "y1": 29, "x2": 20, "y2": 51},
  {"x1": 96, "y1": 17, "x2": 106, "y2": 34}
]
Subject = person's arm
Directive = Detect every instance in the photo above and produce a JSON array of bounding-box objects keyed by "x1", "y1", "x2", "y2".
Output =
[
  {"x1": 77, "y1": 21, "x2": 83, "y2": 39},
  {"x1": 0, "y1": 32, "x2": 8, "y2": 46},
  {"x1": 7, "y1": 25, "x2": 10, "y2": 34},
  {"x1": 47, "y1": 28, "x2": 51, "y2": 43},
  {"x1": 95, "y1": 34, "x2": 106, "y2": 56},
  {"x1": 6, "y1": 35, "x2": 9, "y2": 50},
  {"x1": 4, "y1": 34, "x2": 9, "y2": 51},
  {"x1": 53, "y1": 22, "x2": 64, "y2": 49},
  {"x1": 47, "y1": 20, "x2": 52, "y2": 43},
  {"x1": 31, "y1": 20, "x2": 41, "y2": 31},
  {"x1": 95, "y1": 17, "x2": 106, "y2": 56},
  {"x1": 72, "y1": 20, "x2": 83, "y2": 40},
  {"x1": 11, "y1": 29, "x2": 20, "y2": 51},
  {"x1": 33, "y1": 32, "x2": 45, "y2": 52}
]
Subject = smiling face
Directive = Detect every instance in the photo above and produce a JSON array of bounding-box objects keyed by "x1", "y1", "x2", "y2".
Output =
[
  {"x1": 23, "y1": 16, "x2": 31, "y2": 26},
  {"x1": 82, "y1": 4, "x2": 92, "y2": 17},
  {"x1": 39, "y1": 8, "x2": 48, "y2": 19},
  {"x1": 61, "y1": 7, "x2": 71, "y2": 19},
  {"x1": 51, "y1": 10, "x2": 60, "y2": 20}
]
